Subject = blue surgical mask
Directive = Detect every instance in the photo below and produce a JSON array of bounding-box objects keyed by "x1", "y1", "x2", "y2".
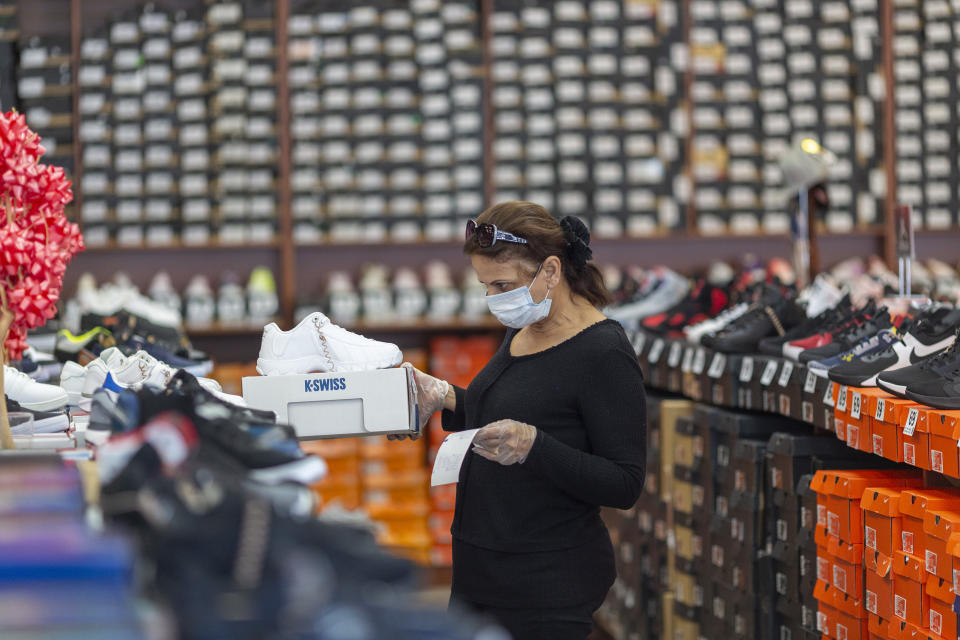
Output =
[{"x1": 485, "y1": 263, "x2": 552, "y2": 329}]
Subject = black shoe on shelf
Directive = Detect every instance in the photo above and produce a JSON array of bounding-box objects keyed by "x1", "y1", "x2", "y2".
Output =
[
  {"x1": 903, "y1": 333, "x2": 960, "y2": 408},
  {"x1": 756, "y1": 295, "x2": 851, "y2": 357},
  {"x1": 702, "y1": 288, "x2": 805, "y2": 354},
  {"x1": 796, "y1": 305, "x2": 891, "y2": 364}
]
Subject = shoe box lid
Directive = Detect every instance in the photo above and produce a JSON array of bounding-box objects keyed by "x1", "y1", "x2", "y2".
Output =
[
  {"x1": 925, "y1": 408, "x2": 960, "y2": 439},
  {"x1": 241, "y1": 367, "x2": 418, "y2": 438},
  {"x1": 922, "y1": 509, "x2": 960, "y2": 543},
  {"x1": 899, "y1": 489, "x2": 960, "y2": 522},
  {"x1": 862, "y1": 487, "x2": 904, "y2": 519},
  {"x1": 891, "y1": 550, "x2": 926, "y2": 582}
]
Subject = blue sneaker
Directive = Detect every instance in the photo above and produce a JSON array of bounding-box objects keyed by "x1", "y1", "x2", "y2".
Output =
[
  {"x1": 126, "y1": 336, "x2": 210, "y2": 376},
  {"x1": 808, "y1": 328, "x2": 900, "y2": 379}
]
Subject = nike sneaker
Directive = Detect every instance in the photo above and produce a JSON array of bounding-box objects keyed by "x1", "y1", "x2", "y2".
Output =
[
  {"x1": 684, "y1": 302, "x2": 750, "y2": 345},
  {"x1": 256, "y1": 312, "x2": 402, "y2": 375},
  {"x1": 641, "y1": 279, "x2": 729, "y2": 337},
  {"x1": 701, "y1": 288, "x2": 805, "y2": 354},
  {"x1": 875, "y1": 310, "x2": 960, "y2": 396},
  {"x1": 903, "y1": 335, "x2": 960, "y2": 409},
  {"x1": 783, "y1": 300, "x2": 877, "y2": 362},
  {"x1": 53, "y1": 327, "x2": 116, "y2": 364},
  {"x1": 797, "y1": 306, "x2": 892, "y2": 364},
  {"x1": 808, "y1": 328, "x2": 900, "y2": 379},
  {"x1": 758, "y1": 295, "x2": 851, "y2": 357}
]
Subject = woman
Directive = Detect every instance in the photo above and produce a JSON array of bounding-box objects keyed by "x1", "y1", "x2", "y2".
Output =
[{"x1": 408, "y1": 201, "x2": 646, "y2": 640}]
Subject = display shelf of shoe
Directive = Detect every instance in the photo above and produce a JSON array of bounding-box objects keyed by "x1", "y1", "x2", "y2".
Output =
[{"x1": 79, "y1": 239, "x2": 281, "y2": 252}]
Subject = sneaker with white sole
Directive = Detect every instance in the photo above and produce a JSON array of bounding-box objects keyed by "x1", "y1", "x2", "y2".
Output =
[
  {"x1": 3, "y1": 366, "x2": 69, "y2": 411},
  {"x1": 256, "y1": 312, "x2": 402, "y2": 375}
]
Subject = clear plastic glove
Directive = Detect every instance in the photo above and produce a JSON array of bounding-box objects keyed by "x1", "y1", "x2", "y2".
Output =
[
  {"x1": 472, "y1": 419, "x2": 538, "y2": 465},
  {"x1": 388, "y1": 363, "x2": 451, "y2": 441}
]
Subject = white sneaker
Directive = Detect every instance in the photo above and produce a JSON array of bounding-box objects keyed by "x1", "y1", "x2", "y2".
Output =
[
  {"x1": 60, "y1": 361, "x2": 88, "y2": 406},
  {"x1": 684, "y1": 303, "x2": 750, "y2": 344},
  {"x1": 113, "y1": 351, "x2": 223, "y2": 394},
  {"x1": 256, "y1": 312, "x2": 402, "y2": 375},
  {"x1": 3, "y1": 366, "x2": 69, "y2": 411}
]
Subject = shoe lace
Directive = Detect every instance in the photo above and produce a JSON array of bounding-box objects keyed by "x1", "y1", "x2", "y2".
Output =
[
  {"x1": 920, "y1": 330, "x2": 960, "y2": 370},
  {"x1": 762, "y1": 306, "x2": 786, "y2": 336},
  {"x1": 313, "y1": 315, "x2": 335, "y2": 370}
]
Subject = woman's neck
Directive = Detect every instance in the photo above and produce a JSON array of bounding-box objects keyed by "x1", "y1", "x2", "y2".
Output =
[{"x1": 526, "y1": 286, "x2": 598, "y2": 337}]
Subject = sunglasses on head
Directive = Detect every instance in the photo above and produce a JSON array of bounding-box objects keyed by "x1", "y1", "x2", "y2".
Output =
[{"x1": 465, "y1": 219, "x2": 529, "y2": 248}]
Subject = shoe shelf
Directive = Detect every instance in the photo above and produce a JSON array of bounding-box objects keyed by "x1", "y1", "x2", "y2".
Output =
[
  {"x1": 632, "y1": 328, "x2": 960, "y2": 484},
  {"x1": 80, "y1": 240, "x2": 282, "y2": 253}
]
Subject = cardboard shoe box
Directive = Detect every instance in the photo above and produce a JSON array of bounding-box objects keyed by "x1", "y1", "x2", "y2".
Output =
[{"x1": 242, "y1": 368, "x2": 418, "y2": 438}]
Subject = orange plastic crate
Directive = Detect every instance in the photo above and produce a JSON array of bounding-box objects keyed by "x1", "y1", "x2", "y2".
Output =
[
  {"x1": 899, "y1": 490, "x2": 960, "y2": 558},
  {"x1": 922, "y1": 509, "x2": 960, "y2": 582},
  {"x1": 891, "y1": 551, "x2": 929, "y2": 628}
]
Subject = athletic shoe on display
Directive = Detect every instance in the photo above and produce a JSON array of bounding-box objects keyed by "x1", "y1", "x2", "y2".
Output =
[
  {"x1": 874, "y1": 310, "x2": 960, "y2": 396},
  {"x1": 359, "y1": 263, "x2": 394, "y2": 320},
  {"x1": 701, "y1": 289, "x2": 805, "y2": 354},
  {"x1": 184, "y1": 275, "x2": 216, "y2": 328},
  {"x1": 5, "y1": 397, "x2": 69, "y2": 434},
  {"x1": 808, "y1": 328, "x2": 900, "y2": 379},
  {"x1": 124, "y1": 337, "x2": 216, "y2": 380},
  {"x1": 757, "y1": 296, "x2": 851, "y2": 357},
  {"x1": 326, "y1": 271, "x2": 361, "y2": 325},
  {"x1": 217, "y1": 273, "x2": 247, "y2": 325},
  {"x1": 684, "y1": 302, "x2": 751, "y2": 345},
  {"x1": 902, "y1": 336, "x2": 960, "y2": 409},
  {"x1": 425, "y1": 261, "x2": 461, "y2": 320},
  {"x1": 797, "y1": 306, "x2": 892, "y2": 364},
  {"x1": 256, "y1": 312, "x2": 402, "y2": 375},
  {"x1": 3, "y1": 366, "x2": 69, "y2": 411},
  {"x1": 783, "y1": 300, "x2": 876, "y2": 362},
  {"x1": 12, "y1": 346, "x2": 60, "y2": 382},
  {"x1": 828, "y1": 327, "x2": 914, "y2": 387},
  {"x1": 148, "y1": 271, "x2": 182, "y2": 314},
  {"x1": 393, "y1": 267, "x2": 427, "y2": 319},
  {"x1": 607, "y1": 267, "x2": 690, "y2": 329},
  {"x1": 247, "y1": 266, "x2": 279, "y2": 322},
  {"x1": 642, "y1": 280, "x2": 730, "y2": 337},
  {"x1": 53, "y1": 327, "x2": 116, "y2": 364}
]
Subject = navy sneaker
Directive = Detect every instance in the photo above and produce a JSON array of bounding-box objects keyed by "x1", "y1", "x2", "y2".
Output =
[
  {"x1": 126, "y1": 335, "x2": 210, "y2": 376},
  {"x1": 807, "y1": 328, "x2": 900, "y2": 379}
]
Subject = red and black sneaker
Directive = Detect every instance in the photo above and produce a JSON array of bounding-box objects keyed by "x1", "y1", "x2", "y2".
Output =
[{"x1": 642, "y1": 279, "x2": 730, "y2": 337}]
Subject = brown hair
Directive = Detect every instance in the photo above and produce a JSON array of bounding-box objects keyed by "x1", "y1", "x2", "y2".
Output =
[{"x1": 464, "y1": 201, "x2": 612, "y2": 308}]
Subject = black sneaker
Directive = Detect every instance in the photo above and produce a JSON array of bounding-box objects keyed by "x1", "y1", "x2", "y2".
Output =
[
  {"x1": 903, "y1": 334, "x2": 960, "y2": 408},
  {"x1": 4, "y1": 397, "x2": 69, "y2": 434},
  {"x1": 757, "y1": 295, "x2": 851, "y2": 357},
  {"x1": 875, "y1": 309, "x2": 960, "y2": 396},
  {"x1": 796, "y1": 306, "x2": 892, "y2": 364},
  {"x1": 827, "y1": 321, "x2": 914, "y2": 387},
  {"x1": 701, "y1": 288, "x2": 805, "y2": 354}
]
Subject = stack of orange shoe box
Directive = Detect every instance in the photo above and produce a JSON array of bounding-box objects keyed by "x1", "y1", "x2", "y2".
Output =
[
  {"x1": 811, "y1": 469, "x2": 923, "y2": 640},
  {"x1": 923, "y1": 409, "x2": 960, "y2": 478},
  {"x1": 832, "y1": 386, "x2": 889, "y2": 455},
  {"x1": 301, "y1": 438, "x2": 362, "y2": 510},
  {"x1": 861, "y1": 487, "x2": 909, "y2": 638},
  {"x1": 862, "y1": 390, "x2": 928, "y2": 469},
  {"x1": 427, "y1": 335, "x2": 499, "y2": 567}
]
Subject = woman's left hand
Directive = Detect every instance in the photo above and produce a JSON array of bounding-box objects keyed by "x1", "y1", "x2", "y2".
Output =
[{"x1": 472, "y1": 419, "x2": 538, "y2": 465}]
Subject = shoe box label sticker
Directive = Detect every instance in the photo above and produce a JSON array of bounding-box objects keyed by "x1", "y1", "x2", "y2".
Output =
[
  {"x1": 804, "y1": 369, "x2": 818, "y2": 393},
  {"x1": 873, "y1": 434, "x2": 884, "y2": 457},
  {"x1": 780, "y1": 626, "x2": 791, "y2": 640},
  {"x1": 802, "y1": 401, "x2": 814, "y2": 423},
  {"x1": 693, "y1": 534, "x2": 702, "y2": 556},
  {"x1": 828, "y1": 511, "x2": 841, "y2": 536},
  {"x1": 630, "y1": 331, "x2": 646, "y2": 356},
  {"x1": 667, "y1": 341, "x2": 683, "y2": 368},
  {"x1": 681, "y1": 346, "x2": 695, "y2": 373},
  {"x1": 648, "y1": 338, "x2": 665, "y2": 363},
  {"x1": 954, "y1": 568, "x2": 960, "y2": 593},
  {"x1": 847, "y1": 424, "x2": 860, "y2": 449},
  {"x1": 930, "y1": 609, "x2": 943, "y2": 636},
  {"x1": 771, "y1": 467, "x2": 782, "y2": 490},
  {"x1": 903, "y1": 531, "x2": 914, "y2": 555},
  {"x1": 866, "y1": 525, "x2": 877, "y2": 550},
  {"x1": 708, "y1": 352, "x2": 726, "y2": 378},
  {"x1": 817, "y1": 504, "x2": 827, "y2": 527},
  {"x1": 836, "y1": 622, "x2": 848, "y2": 640},
  {"x1": 692, "y1": 348, "x2": 707, "y2": 375},
  {"x1": 817, "y1": 556, "x2": 830, "y2": 582},
  {"x1": 717, "y1": 445, "x2": 730, "y2": 468},
  {"x1": 739, "y1": 356, "x2": 754, "y2": 382},
  {"x1": 779, "y1": 394, "x2": 791, "y2": 416},
  {"x1": 837, "y1": 385, "x2": 848, "y2": 412},
  {"x1": 894, "y1": 594, "x2": 907, "y2": 620},
  {"x1": 926, "y1": 549, "x2": 937, "y2": 575},
  {"x1": 816, "y1": 611, "x2": 828, "y2": 634},
  {"x1": 866, "y1": 589, "x2": 878, "y2": 614},
  {"x1": 712, "y1": 544, "x2": 724, "y2": 568},
  {"x1": 903, "y1": 442, "x2": 916, "y2": 466},
  {"x1": 693, "y1": 435, "x2": 704, "y2": 458},
  {"x1": 778, "y1": 361, "x2": 794, "y2": 387},
  {"x1": 776, "y1": 571, "x2": 787, "y2": 596},
  {"x1": 824, "y1": 381, "x2": 836, "y2": 406},
  {"x1": 825, "y1": 410, "x2": 835, "y2": 433},
  {"x1": 875, "y1": 398, "x2": 886, "y2": 421},
  {"x1": 931, "y1": 449, "x2": 943, "y2": 473},
  {"x1": 734, "y1": 470, "x2": 746, "y2": 492},
  {"x1": 712, "y1": 384, "x2": 724, "y2": 405},
  {"x1": 760, "y1": 360, "x2": 779, "y2": 386},
  {"x1": 850, "y1": 391, "x2": 862, "y2": 419},
  {"x1": 713, "y1": 596, "x2": 725, "y2": 620},
  {"x1": 833, "y1": 564, "x2": 847, "y2": 593},
  {"x1": 802, "y1": 506, "x2": 813, "y2": 530},
  {"x1": 694, "y1": 585, "x2": 703, "y2": 607},
  {"x1": 903, "y1": 408, "x2": 919, "y2": 436},
  {"x1": 777, "y1": 518, "x2": 788, "y2": 541},
  {"x1": 803, "y1": 606, "x2": 814, "y2": 629}
]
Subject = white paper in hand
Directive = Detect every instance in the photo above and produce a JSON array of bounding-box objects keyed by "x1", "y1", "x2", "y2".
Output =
[{"x1": 431, "y1": 428, "x2": 481, "y2": 486}]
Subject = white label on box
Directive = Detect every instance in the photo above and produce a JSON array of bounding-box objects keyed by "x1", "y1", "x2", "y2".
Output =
[
  {"x1": 875, "y1": 398, "x2": 886, "y2": 421},
  {"x1": 873, "y1": 434, "x2": 884, "y2": 456},
  {"x1": 778, "y1": 362, "x2": 794, "y2": 387},
  {"x1": 692, "y1": 348, "x2": 707, "y2": 375},
  {"x1": 817, "y1": 556, "x2": 830, "y2": 582},
  {"x1": 803, "y1": 369, "x2": 818, "y2": 394},
  {"x1": 824, "y1": 382, "x2": 836, "y2": 407},
  {"x1": 668, "y1": 341, "x2": 683, "y2": 368},
  {"x1": 682, "y1": 347, "x2": 695, "y2": 374},
  {"x1": 894, "y1": 594, "x2": 906, "y2": 619},
  {"x1": 836, "y1": 623, "x2": 848, "y2": 640},
  {"x1": 850, "y1": 392, "x2": 862, "y2": 419},
  {"x1": 833, "y1": 565, "x2": 846, "y2": 593},
  {"x1": 866, "y1": 589, "x2": 878, "y2": 614},
  {"x1": 828, "y1": 511, "x2": 840, "y2": 536},
  {"x1": 903, "y1": 531, "x2": 914, "y2": 554},
  {"x1": 903, "y1": 408, "x2": 919, "y2": 436},
  {"x1": 708, "y1": 353, "x2": 726, "y2": 379},
  {"x1": 930, "y1": 609, "x2": 942, "y2": 636},
  {"x1": 837, "y1": 386, "x2": 848, "y2": 412},
  {"x1": 818, "y1": 504, "x2": 826, "y2": 527},
  {"x1": 847, "y1": 424, "x2": 860, "y2": 448},
  {"x1": 761, "y1": 361, "x2": 778, "y2": 386},
  {"x1": 777, "y1": 519, "x2": 787, "y2": 541},
  {"x1": 648, "y1": 338, "x2": 665, "y2": 364},
  {"x1": 926, "y1": 550, "x2": 937, "y2": 575},
  {"x1": 739, "y1": 357, "x2": 754, "y2": 383},
  {"x1": 904, "y1": 442, "x2": 916, "y2": 466}
]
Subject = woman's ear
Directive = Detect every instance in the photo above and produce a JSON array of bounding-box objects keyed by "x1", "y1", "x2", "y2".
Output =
[{"x1": 542, "y1": 255, "x2": 563, "y2": 288}]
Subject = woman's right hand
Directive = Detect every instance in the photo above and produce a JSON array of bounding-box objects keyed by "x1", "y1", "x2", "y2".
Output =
[{"x1": 388, "y1": 363, "x2": 452, "y2": 441}]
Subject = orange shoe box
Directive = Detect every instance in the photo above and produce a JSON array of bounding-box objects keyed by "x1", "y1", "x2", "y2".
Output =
[
  {"x1": 866, "y1": 550, "x2": 895, "y2": 621},
  {"x1": 835, "y1": 409, "x2": 849, "y2": 445},
  {"x1": 892, "y1": 551, "x2": 929, "y2": 627},
  {"x1": 430, "y1": 484, "x2": 457, "y2": 511},
  {"x1": 811, "y1": 471, "x2": 831, "y2": 527},
  {"x1": 829, "y1": 535, "x2": 864, "y2": 596},
  {"x1": 898, "y1": 405, "x2": 930, "y2": 470},
  {"x1": 925, "y1": 574, "x2": 956, "y2": 639},
  {"x1": 814, "y1": 580, "x2": 840, "y2": 636},
  {"x1": 868, "y1": 394, "x2": 919, "y2": 429},
  {"x1": 922, "y1": 509, "x2": 960, "y2": 582},
  {"x1": 817, "y1": 546, "x2": 833, "y2": 585},
  {"x1": 429, "y1": 509, "x2": 454, "y2": 544},
  {"x1": 925, "y1": 408, "x2": 960, "y2": 478},
  {"x1": 870, "y1": 418, "x2": 903, "y2": 462},
  {"x1": 888, "y1": 619, "x2": 926, "y2": 640},
  {"x1": 824, "y1": 470, "x2": 922, "y2": 544},
  {"x1": 899, "y1": 490, "x2": 960, "y2": 557},
  {"x1": 862, "y1": 487, "x2": 905, "y2": 557},
  {"x1": 835, "y1": 589, "x2": 870, "y2": 640},
  {"x1": 362, "y1": 469, "x2": 429, "y2": 506},
  {"x1": 950, "y1": 532, "x2": 960, "y2": 597},
  {"x1": 867, "y1": 613, "x2": 891, "y2": 640}
]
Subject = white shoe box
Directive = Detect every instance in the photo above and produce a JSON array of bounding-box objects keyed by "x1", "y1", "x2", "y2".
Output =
[{"x1": 243, "y1": 368, "x2": 419, "y2": 439}]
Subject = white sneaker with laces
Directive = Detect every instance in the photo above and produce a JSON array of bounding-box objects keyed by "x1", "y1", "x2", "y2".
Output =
[
  {"x1": 256, "y1": 312, "x2": 402, "y2": 375},
  {"x1": 3, "y1": 366, "x2": 69, "y2": 411},
  {"x1": 60, "y1": 361, "x2": 87, "y2": 406}
]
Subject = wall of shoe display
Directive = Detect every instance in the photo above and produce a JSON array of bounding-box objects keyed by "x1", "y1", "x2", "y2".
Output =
[{"x1": 597, "y1": 255, "x2": 960, "y2": 639}]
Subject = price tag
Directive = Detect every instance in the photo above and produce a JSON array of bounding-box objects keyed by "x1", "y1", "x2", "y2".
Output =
[
  {"x1": 836, "y1": 386, "x2": 848, "y2": 412},
  {"x1": 681, "y1": 347, "x2": 695, "y2": 373},
  {"x1": 903, "y1": 408, "x2": 919, "y2": 436},
  {"x1": 760, "y1": 360, "x2": 778, "y2": 386},
  {"x1": 778, "y1": 361, "x2": 794, "y2": 387},
  {"x1": 708, "y1": 353, "x2": 727, "y2": 379},
  {"x1": 667, "y1": 341, "x2": 683, "y2": 368},
  {"x1": 692, "y1": 348, "x2": 707, "y2": 375},
  {"x1": 739, "y1": 357, "x2": 754, "y2": 383},
  {"x1": 823, "y1": 381, "x2": 835, "y2": 407},
  {"x1": 648, "y1": 338, "x2": 665, "y2": 364},
  {"x1": 850, "y1": 391, "x2": 862, "y2": 420},
  {"x1": 875, "y1": 398, "x2": 886, "y2": 421},
  {"x1": 804, "y1": 369, "x2": 818, "y2": 394},
  {"x1": 630, "y1": 331, "x2": 647, "y2": 356}
]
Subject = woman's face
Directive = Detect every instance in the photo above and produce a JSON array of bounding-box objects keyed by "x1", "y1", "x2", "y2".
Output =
[{"x1": 470, "y1": 254, "x2": 542, "y2": 297}]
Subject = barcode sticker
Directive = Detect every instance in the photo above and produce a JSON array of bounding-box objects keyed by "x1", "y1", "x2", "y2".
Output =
[
  {"x1": 692, "y1": 348, "x2": 707, "y2": 374},
  {"x1": 708, "y1": 352, "x2": 727, "y2": 379},
  {"x1": 739, "y1": 357, "x2": 754, "y2": 382},
  {"x1": 804, "y1": 369, "x2": 818, "y2": 393},
  {"x1": 836, "y1": 386, "x2": 848, "y2": 412},
  {"x1": 667, "y1": 341, "x2": 683, "y2": 368},
  {"x1": 850, "y1": 391, "x2": 862, "y2": 419},
  {"x1": 875, "y1": 397, "x2": 886, "y2": 421},
  {"x1": 903, "y1": 442, "x2": 916, "y2": 466},
  {"x1": 865, "y1": 526, "x2": 877, "y2": 550},
  {"x1": 648, "y1": 338, "x2": 665, "y2": 363},
  {"x1": 903, "y1": 408, "x2": 919, "y2": 436},
  {"x1": 778, "y1": 361, "x2": 794, "y2": 387},
  {"x1": 866, "y1": 590, "x2": 878, "y2": 615},
  {"x1": 894, "y1": 595, "x2": 906, "y2": 620},
  {"x1": 847, "y1": 424, "x2": 860, "y2": 448},
  {"x1": 760, "y1": 360, "x2": 778, "y2": 386},
  {"x1": 824, "y1": 381, "x2": 835, "y2": 406},
  {"x1": 903, "y1": 531, "x2": 914, "y2": 554},
  {"x1": 873, "y1": 434, "x2": 884, "y2": 456}
]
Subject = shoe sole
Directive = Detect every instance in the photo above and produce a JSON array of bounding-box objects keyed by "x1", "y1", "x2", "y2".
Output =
[
  {"x1": 15, "y1": 392, "x2": 70, "y2": 412},
  {"x1": 14, "y1": 414, "x2": 70, "y2": 434},
  {"x1": 248, "y1": 456, "x2": 328, "y2": 485},
  {"x1": 808, "y1": 366, "x2": 830, "y2": 379},
  {"x1": 904, "y1": 389, "x2": 960, "y2": 410},
  {"x1": 782, "y1": 344, "x2": 805, "y2": 361},
  {"x1": 256, "y1": 352, "x2": 402, "y2": 376},
  {"x1": 876, "y1": 379, "x2": 908, "y2": 397}
]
